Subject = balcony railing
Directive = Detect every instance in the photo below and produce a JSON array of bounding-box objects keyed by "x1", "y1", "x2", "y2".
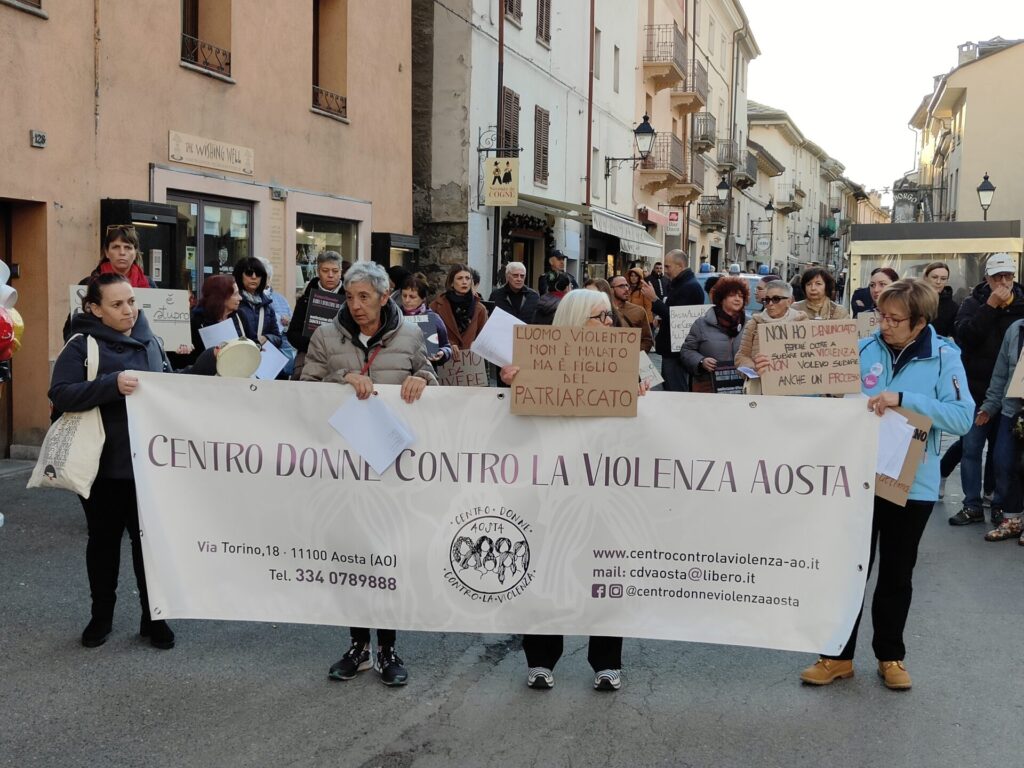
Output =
[
  {"x1": 690, "y1": 152, "x2": 706, "y2": 190},
  {"x1": 312, "y1": 85, "x2": 348, "y2": 119},
  {"x1": 689, "y1": 60, "x2": 708, "y2": 103},
  {"x1": 691, "y1": 112, "x2": 716, "y2": 153},
  {"x1": 698, "y1": 196, "x2": 728, "y2": 231},
  {"x1": 775, "y1": 183, "x2": 804, "y2": 214},
  {"x1": 716, "y1": 138, "x2": 740, "y2": 170},
  {"x1": 669, "y1": 62, "x2": 707, "y2": 114},
  {"x1": 734, "y1": 151, "x2": 757, "y2": 189},
  {"x1": 640, "y1": 134, "x2": 684, "y2": 178},
  {"x1": 642, "y1": 24, "x2": 686, "y2": 89},
  {"x1": 180, "y1": 34, "x2": 231, "y2": 77},
  {"x1": 20, "y1": 0, "x2": 43, "y2": 6}
]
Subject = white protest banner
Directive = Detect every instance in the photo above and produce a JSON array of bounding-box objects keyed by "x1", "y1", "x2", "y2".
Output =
[
  {"x1": 70, "y1": 285, "x2": 192, "y2": 349},
  {"x1": 436, "y1": 349, "x2": 489, "y2": 387},
  {"x1": 670, "y1": 305, "x2": 707, "y2": 352},
  {"x1": 127, "y1": 376, "x2": 877, "y2": 655}
]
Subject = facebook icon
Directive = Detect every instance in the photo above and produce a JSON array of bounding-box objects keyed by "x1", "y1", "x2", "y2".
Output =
[{"x1": 591, "y1": 584, "x2": 606, "y2": 598}]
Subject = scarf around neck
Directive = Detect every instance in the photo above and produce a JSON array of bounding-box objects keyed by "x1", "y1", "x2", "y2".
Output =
[
  {"x1": 98, "y1": 259, "x2": 149, "y2": 288},
  {"x1": 446, "y1": 289, "x2": 475, "y2": 332},
  {"x1": 714, "y1": 305, "x2": 743, "y2": 337}
]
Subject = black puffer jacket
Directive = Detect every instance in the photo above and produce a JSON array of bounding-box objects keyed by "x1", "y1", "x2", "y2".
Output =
[
  {"x1": 49, "y1": 312, "x2": 216, "y2": 480},
  {"x1": 933, "y1": 285, "x2": 958, "y2": 338},
  {"x1": 954, "y1": 281, "x2": 1024, "y2": 403},
  {"x1": 650, "y1": 269, "x2": 706, "y2": 358}
]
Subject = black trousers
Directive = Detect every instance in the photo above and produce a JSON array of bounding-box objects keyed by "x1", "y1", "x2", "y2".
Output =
[
  {"x1": 350, "y1": 628, "x2": 396, "y2": 646},
  {"x1": 522, "y1": 634, "x2": 622, "y2": 672},
  {"x1": 828, "y1": 497, "x2": 934, "y2": 662},
  {"x1": 79, "y1": 478, "x2": 150, "y2": 622}
]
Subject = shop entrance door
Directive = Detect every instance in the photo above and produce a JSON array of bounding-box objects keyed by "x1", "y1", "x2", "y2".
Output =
[{"x1": 167, "y1": 193, "x2": 253, "y2": 298}]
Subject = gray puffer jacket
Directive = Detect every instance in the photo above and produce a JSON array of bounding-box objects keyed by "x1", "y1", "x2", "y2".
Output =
[
  {"x1": 301, "y1": 297, "x2": 438, "y2": 386},
  {"x1": 681, "y1": 307, "x2": 746, "y2": 377}
]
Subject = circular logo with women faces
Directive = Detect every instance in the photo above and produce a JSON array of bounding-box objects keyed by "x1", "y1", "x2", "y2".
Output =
[{"x1": 449, "y1": 516, "x2": 531, "y2": 596}]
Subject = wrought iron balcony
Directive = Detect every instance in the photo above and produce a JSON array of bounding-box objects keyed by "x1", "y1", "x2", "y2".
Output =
[
  {"x1": 312, "y1": 85, "x2": 348, "y2": 119},
  {"x1": 716, "y1": 138, "x2": 740, "y2": 171},
  {"x1": 642, "y1": 24, "x2": 686, "y2": 91},
  {"x1": 638, "y1": 134, "x2": 685, "y2": 192},
  {"x1": 698, "y1": 196, "x2": 728, "y2": 232},
  {"x1": 733, "y1": 151, "x2": 757, "y2": 190},
  {"x1": 691, "y1": 112, "x2": 716, "y2": 153},
  {"x1": 774, "y1": 182, "x2": 805, "y2": 214},
  {"x1": 180, "y1": 34, "x2": 231, "y2": 77},
  {"x1": 670, "y1": 61, "x2": 708, "y2": 114},
  {"x1": 667, "y1": 150, "x2": 706, "y2": 205}
]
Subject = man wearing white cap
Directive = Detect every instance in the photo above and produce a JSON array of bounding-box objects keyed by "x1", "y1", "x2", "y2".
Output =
[{"x1": 949, "y1": 253, "x2": 1024, "y2": 527}]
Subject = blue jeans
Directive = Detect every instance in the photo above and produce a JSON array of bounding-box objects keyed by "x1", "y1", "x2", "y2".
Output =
[
  {"x1": 961, "y1": 415, "x2": 1001, "y2": 512},
  {"x1": 991, "y1": 414, "x2": 1022, "y2": 515}
]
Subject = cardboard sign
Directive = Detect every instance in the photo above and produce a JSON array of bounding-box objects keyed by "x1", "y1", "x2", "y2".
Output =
[
  {"x1": 69, "y1": 285, "x2": 191, "y2": 350},
  {"x1": 510, "y1": 325, "x2": 640, "y2": 417},
  {"x1": 303, "y1": 289, "x2": 342, "y2": 337},
  {"x1": 758, "y1": 320, "x2": 861, "y2": 396},
  {"x1": 856, "y1": 310, "x2": 880, "y2": 339},
  {"x1": 436, "y1": 349, "x2": 489, "y2": 387},
  {"x1": 403, "y1": 314, "x2": 441, "y2": 358},
  {"x1": 669, "y1": 305, "x2": 707, "y2": 352},
  {"x1": 875, "y1": 407, "x2": 932, "y2": 506},
  {"x1": 1005, "y1": 345, "x2": 1024, "y2": 398}
]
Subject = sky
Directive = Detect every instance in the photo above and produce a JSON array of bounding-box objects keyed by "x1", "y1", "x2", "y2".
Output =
[{"x1": 743, "y1": 0, "x2": 1024, "y2": 204}]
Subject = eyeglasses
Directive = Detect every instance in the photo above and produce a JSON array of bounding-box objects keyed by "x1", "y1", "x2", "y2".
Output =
[
  {"x1": 105, "y1": 224, "x2": 137, "y2": 236},
  {"x1": 589, "y1": 310, "x2": 614, "y2": 321},
  {"x1": 764, "y1": 295, "x2": 788, "y2": 304},
  {"x1": 878, "y1": 313, "x2": 910, "y2": 327},
  {"x1": 243, "y1": 269, "x2": 262, "y2": 277},
  {"x1": 989, "y1": 272, "x2": 1014, "y2": 282}
]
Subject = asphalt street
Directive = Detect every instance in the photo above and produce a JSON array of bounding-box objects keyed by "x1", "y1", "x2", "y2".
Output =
[{"x1": 1, "y1": 454, "x2": 1022, "y2": 768}]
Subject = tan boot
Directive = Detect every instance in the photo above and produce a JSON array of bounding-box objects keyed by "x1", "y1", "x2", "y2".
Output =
[
  {"x1": 800, "y1": 657, "x2": 854, "y2": 685},
  {"x1": 877, "y1": 660, "x2": 912, "y2": 690}
]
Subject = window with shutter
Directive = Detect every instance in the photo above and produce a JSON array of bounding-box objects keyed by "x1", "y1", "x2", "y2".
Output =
[
  {"x1": 505, "y1": 0, "x2": 522, "y2": 24},
  {"x1": 537, "y1": 0, "x2": 551, "y2": 45},
  {"x1": 534, "y1": 106, "x2": 550, "y2": 185},
  {"x1": 501, "y1": 87, "x2": 521, "y2": 157}
]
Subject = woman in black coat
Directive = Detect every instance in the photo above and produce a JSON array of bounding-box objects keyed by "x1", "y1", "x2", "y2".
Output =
[
  {"x1": 50, "y1": 274, "x2": 216, "y2": 650},
  {"x1": 924, "y1": 262, "x2": 957, "y2": 337},
  {"x1": 233, "y1": 257, "x2": 282, "y2": 348}
]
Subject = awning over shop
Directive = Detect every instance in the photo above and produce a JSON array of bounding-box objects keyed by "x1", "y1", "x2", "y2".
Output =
[
  {"x1": 517, "y1": 193, "x2": 588, "y2": 223},
  {"x1": 590, "y1": 208, "x2": 662, "y2": 261}
]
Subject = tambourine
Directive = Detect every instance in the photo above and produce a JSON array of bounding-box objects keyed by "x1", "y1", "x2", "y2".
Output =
[{"x1": 215, "y1": 338, "x2": 261, "y2": 378}]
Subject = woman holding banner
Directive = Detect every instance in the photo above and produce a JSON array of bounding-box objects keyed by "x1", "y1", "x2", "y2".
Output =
[
  {"x1": 50, "y1": 274, "x2": 218, "y2": 651},
  {"x1": 302, "y1": 261, "x2": 437, "y2": 687},
  {"x1": 681, "y1": 276, "x2": 749, "y2": 393},
  {"x1": 500, "y1": 289, "x2": 647, "y2": 692},
  {"x1": 799, "y1": 279, "x2": 973, "y2": 690},
  {"x1": 430, "y1": 264, "x2": 488, "y2": 351}
]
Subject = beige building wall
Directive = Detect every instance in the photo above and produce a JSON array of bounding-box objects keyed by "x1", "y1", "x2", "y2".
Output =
[{"x1": 0, "y1": 0, "x2": 412, "y2": 448}]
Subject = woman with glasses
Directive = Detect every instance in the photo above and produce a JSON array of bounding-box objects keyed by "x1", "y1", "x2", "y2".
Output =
[
  {"x1": 499, "y1": 289, "x2": 646, "y2": 693},
  {"x1": 232, "y1": 257, "x2": 282, "y2": 350},
  {"x1": 735, "y1": 281, "x2": 807, "y2": 394},
  {"x1": 799, "y1": 279, "x2": 973, "y2": 690},
  {"x1": 681, "y1": 276, "x2": 749, "y2": 392},
  {"x1": 792, "y1": 267, "x2": 848, "y2": 321}
]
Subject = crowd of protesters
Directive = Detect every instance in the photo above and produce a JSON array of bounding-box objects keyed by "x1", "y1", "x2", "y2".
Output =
[{"x1": 43, "y1": 228, "x2": 1023, "y2": 697}]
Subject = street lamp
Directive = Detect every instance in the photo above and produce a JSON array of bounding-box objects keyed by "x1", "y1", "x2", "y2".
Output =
[
  {"x1": 716, "y1": 176, "x2": 730, "y2": 202},
  {"x1": 604, "y1": 114, "x2": 658, "y2": 179},
  {"x1": 750, "y1": 198, "x2": 775, "y2": 271},
  {"x1": 977, "y1": 172, "x2": 996, "y2": 221}
]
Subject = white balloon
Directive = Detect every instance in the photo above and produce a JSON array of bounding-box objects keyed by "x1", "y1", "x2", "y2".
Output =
[
  {"x1": 0, "y1": 284, "x2": 17, "y2": 309},
  {"x1": 0, "y1": 261, "x2": 9, "y2": 286}
]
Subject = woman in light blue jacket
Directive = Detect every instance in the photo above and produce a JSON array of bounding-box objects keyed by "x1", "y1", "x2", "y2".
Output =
[
  {"x1": 800, "y1": 279, "x2": 974, "y2": 691},
  {"x1": 977, "y1": 318, "x2": 1024, "y2": 541}
]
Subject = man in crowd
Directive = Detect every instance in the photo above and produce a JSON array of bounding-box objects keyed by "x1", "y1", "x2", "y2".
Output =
[
  {"x1": 647, "y1": 262, "x2": 670, "y2": 301},
  {"x1": 489, "y1": 262, "x2": 539, "y2": 323},
  {"x1": 609, "y1": 275, "x2": 653, "y2": 352},
  {"x1": 949, "y1": 253, "x2": 1024, "y2": 527},
  {"x1": 538, "y1": 250, "x2": 579, "y2": 295},
  {"x1": 639, "y1": 249, "x2": 704, "y2": 390},
  {"x1": 534, "y1": 273, "x2": 571, "y2": 325}
]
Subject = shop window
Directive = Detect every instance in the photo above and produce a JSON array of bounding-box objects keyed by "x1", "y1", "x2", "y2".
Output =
[
  {"x1": 500, "y1": 86, "x2": 520, "y2": 157},
  {"x1": 167, "y1": 193, "x2": 251, "y2": 295},
  {"x1": 534, "y1": 106, "x2": 549, "y2": 185},
  {"x1": 295, "y1": 214, "x2": 358, "y2": 300},
  {"x1": 536, "y1": 0, "x2": 550, "y2": 45},
  {"x1": 181, "y1": 0, "x2": 232, "y2": 78},
  {"x1": 312, "y1": 0, "x2": 348, "y2": 119}
]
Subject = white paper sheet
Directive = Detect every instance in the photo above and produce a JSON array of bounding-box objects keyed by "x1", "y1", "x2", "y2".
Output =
[
  {"x1": 876, "y1": 410, "x2": 914, "y2": 480},
  {"x1": 737, "y1": 366, "x2": 759, "y2": 379},
  {"x1": 198, "y1": 318, "x2": 241, "y2": 349},
  {"x1": 254, "y1": 342, "x2": 289, "y2": 380},
  {"x1": 638, "y1": 352, "x2": 664, "y2": 387},
  {"x1": 469, "y1": 307, "x2": 523, "y2": 367},
  {"x1": 328, "y1": 394, "x2": 416, "y2": 475}
]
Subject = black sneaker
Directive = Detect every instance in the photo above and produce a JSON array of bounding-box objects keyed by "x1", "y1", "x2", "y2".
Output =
[
  {"x1": 328, "y1": 641, "x2": 372, "y2": 681},
  {"x1": 140, "y1": 618, "x2": 175, "y2": 650},
  {"x1": 375, "y1": 646, "x2": 408, "y2": 686},
  {"x1": 991, "y1": 508, "x2": 1005, "y2": 526},
  {"x1": 948, "y1": 507, "x2": 984, "y2": 526}
]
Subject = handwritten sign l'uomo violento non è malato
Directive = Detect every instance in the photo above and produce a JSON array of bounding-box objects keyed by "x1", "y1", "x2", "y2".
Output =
[
  {"x1": 758, "y1": 320, "x2": 861, "y2": 396},
  {"x1": 511, "y1": 325, "x2": 640, "y2": 416}
]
